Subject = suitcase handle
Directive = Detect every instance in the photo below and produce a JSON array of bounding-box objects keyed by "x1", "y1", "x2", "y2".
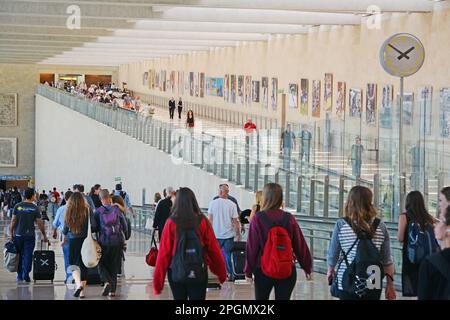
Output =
[{"x1": 40, "y1": 239, "x2": 50, "y2": 251}]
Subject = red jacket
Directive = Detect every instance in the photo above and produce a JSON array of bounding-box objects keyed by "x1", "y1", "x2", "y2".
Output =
[{"x1": 153, "y1": 216, "x2": 227, "y2": 295}]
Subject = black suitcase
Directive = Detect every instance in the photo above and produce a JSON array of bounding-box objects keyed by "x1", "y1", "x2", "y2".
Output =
[
  {"x1": 230, "y1": 241, "x2": 246, "y2": 281},
  {"x1": 33, "y1": 240, "x2": 56, "y2": 283}
]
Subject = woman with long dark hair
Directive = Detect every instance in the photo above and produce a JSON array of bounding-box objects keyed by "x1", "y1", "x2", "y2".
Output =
[
  {"x1": 186, "y1": 110, "x2": 194, "y2": 128},
  {"x1": 397, "y1": 191, "x2": 439, "y2": 297},
  {"x1": 153, "y1": 187, "x2": 226, "y2": 300}
]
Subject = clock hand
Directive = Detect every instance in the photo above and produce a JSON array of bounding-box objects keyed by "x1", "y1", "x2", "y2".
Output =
[
  {"x1": 388, "y1": 43, "x2": 403, "y2": 55},
  {"x1": 399, "y1": 46, "x2": 415, "y2": 59}
]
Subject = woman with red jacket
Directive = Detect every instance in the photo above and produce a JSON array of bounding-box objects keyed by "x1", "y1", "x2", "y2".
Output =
[
  {"x1": 153, "y1": 187, "x2": 227, "y2": 299},
  {"x1": 244, "y1": 183, "x2": 313, "y2": 300}
]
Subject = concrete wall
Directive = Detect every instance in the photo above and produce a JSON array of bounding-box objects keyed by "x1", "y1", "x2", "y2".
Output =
[
  {"x1": 35, "y1": 94, "x2": 255, "y2": 209},
  {"x1": 0, "y1": 64, "x2": 118, "y2": 180}
]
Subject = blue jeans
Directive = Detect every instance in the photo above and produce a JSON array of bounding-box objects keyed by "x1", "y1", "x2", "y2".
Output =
[
  {"x1": 283, "y1": 148, "x2": 292, "y2": 170},
  {"x1": 50, "y1": 204, "x2": 58, "y2": 218},
  {"x1": 62, "y1": 238, "x2": 72, "y2": 281},
  {"x1": 13, "y1": 235, "x2": 35, "y2": 281},
  {"x1": 217, "y1": 238, "x2": 234, "y2": 275},
  {"x1": 352, "y1": 160, "x2": 361, "y2": 177}
]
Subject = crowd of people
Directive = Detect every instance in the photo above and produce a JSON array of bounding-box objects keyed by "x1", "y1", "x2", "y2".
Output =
[{"x1": 3, "y1": 180, "x2": 449, "y2": 300}]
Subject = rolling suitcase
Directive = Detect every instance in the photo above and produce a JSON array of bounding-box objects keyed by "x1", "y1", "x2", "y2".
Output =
[
  {"x1": 230, "y1": 241, "x2": 246, "y2": 281},
  {"x1": 33, "y1": 240, "x2": 56, "y2": 283}
]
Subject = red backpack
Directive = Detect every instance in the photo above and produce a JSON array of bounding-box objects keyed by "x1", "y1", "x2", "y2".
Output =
[{"x1": 259, "y1": 211, "x2": 294, "y2": 279}]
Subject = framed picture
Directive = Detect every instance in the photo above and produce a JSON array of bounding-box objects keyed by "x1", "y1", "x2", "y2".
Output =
[
  {"x1": 380, "y1": 85, "x2": 393, "y2": 129},
  {"x1": 261, "y1": 77, "x2": 269, "y2": 109},
  {"x1": 396, "y1": 92, "x2": 414, "y2": 125},
  {"x1": 0, "y1": 137, "x2": 17, "y2": 167},
  {"x1": 169, "y1": 71, "x2": 175, "y2": 93},
  {"x1": 300, "y1": 79, "x2": 308, "y2": 116},
  {"x1": 270, "y1": 77, "x2": 278, "y2": 111},
  {"x1": 349, "y1": 88, "x2": 362, "y2": 118},
  {"x1": 312, "y1": 80, "x2": 321, "y2": 117},
  {"x1": 161, "y1": 70, "x2": 166, "y2": 92},
  {"x1": 418, "y1": 86, "x2": 432, "y2": 135},
  {"x1": 230, "y1": 75, "x2": 236, "y2": 103},
  {"x1": 238, "y1": 75, "x2": 244, "y2": 106},
  {"x1": 0, "y1": 94, "x2": 18, "y2": 127},
  {"x1": 178, "y1": 71, "x2": 184, "y2": 95},
  {"x1": 252, "y1": 80, "x2": 260, "y2": 102},
  {"x1": 336, "y1": 82, "x2": 346, "y2": 120},
  {"x1": 324, "y1": 73, "x2": 333, "y2": 112},
  {"x1": 366, "y1": 83, "x2": 377, "y2": 125},
  {"x1": 199, "y1": 73, "x2": 205, "y2": 98},
  {"x1": 194, "y1": 72, "x2": 199, "y2": 97},
  {"x1": 148, "y1": 70, "x2": 154, "y2": 89},
  {"x1": 155, "y1": 71, "x2": 160, "y2": 89},
  {"x1": 288, "y1": 83, "x2": 298, "y2": 108},
  {"x1": 143, "y1": 72, "x2": 149, "y2": 86},
  {"x1": 440, "y1": 88, "x2": 450, "y2": 138},
  {"x1": 189, "y1": 72, "x2": 194, "y2": 96},
  {"x1": 224, "y1": 74, "x2": 229, "y2": 102},
  {"x1": 245, "y1": 76, "x2": 252, "y2": 107},
  {"x1": 206, "y1": 77, "x2": 223, "y2": 97}
]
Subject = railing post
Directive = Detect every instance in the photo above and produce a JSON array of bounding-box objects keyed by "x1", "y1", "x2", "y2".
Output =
[
  {"x1": 275, "y1": 170, "x2": 279, "y2": 184},
  {"x1": 437, "y1": 171, "x2": 445, "y2": 217},
  {"x1": 297, "y1": 175, "x2": 302, "y2": 213},
  {"x1": 339, "y1": 175, "x2": 345, "y2": 217},
  {"x1": 236, "y1": 161, "x2": 242, "y2": 185},
  {"x1": 285, "y1": 171, "x2": 291, "y2": 208},
  {"x1": 424, "y1": 174, "x2": 429, "y2": 210},
  {"x1": 264, "y1": 164, "x2": 269, "y2": 186},
  {"x1": 254, "y1": 162, "x2": 259, "y2": 192},
  {"x1": 373, "y1": 173, "x2": 380, "y2": 211},
  {"x1": 168, "y1": 127, "x2": 172, "y2": 154},
  {"x1": 309, "y1": 179, "x2": 315, "y2": 216},
  {"x1": 159, "y1": 126, "x2": 163, "y2": 150},
  {"x1": 201, "y1": 132, "x2": 205, "y2": 169},
  {"x1": 222, "y1": 137, "x2": 226, "y2": 178},
  {"x1": 324, "y1": 175, "x2": 329, "y2": 218}
]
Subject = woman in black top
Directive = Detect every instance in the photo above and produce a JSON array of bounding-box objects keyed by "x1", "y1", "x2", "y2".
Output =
[
  {"x1": 397, "y1": 191, "x2": 439, "y2": 297},
  {"x1": 177, "y1": 97, "x2": 183, "y2": 119},
  {"x1": 89, "y1": 184, "x2": 102, "y2": 208},
  {"x1": 186, "y1": 110, "x2": 194, "y2": 128},
  {"x1": 418, "y1": 198, "x2": 450, "y2": 300}
]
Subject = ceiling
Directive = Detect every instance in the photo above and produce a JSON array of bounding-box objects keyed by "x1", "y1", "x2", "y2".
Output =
[{"x1": 0, "y1": 0, "x2": 447, "y2": 67}]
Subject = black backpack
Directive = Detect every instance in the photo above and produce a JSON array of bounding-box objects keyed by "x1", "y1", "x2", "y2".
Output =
[
  {"x1": 427, "y1": 254, "x2": 450, "y2": 300},
  {"x1": 10, "y1": 192, "x2": 22, "y2": 208},
  {"x1": 118, "y1": 191, "x2": 127, "y2": 200},
  {"x1": 340, "y1": 218, "x2": 384, "y2": 300},
  {"x1": 170, "y1": 218, "x2": 207, "y2": 284},
  {"x1": 405, "y1": 212, "x2": 439, "y2": 264}
]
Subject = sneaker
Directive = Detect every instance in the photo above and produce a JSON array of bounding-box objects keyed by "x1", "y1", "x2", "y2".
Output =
[
  {"x1": 74, "y1": 286, "x2": 83, "y2": 298},
  {"x1": 24, "y1": 277, "x2": 31, "y2": 283},
  {"x1": 102, "y1": 284, "x2": 111, "y2": 297}
]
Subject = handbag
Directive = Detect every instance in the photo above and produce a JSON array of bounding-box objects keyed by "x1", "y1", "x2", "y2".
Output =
[
  {"x1": 81, "y1": 212, "x2": 102, "y2": 268},
  {"x1": 3, "y1": 240, "x2": 19, "y2": 272},
  {"x1": 145, "y1": 229, "x2": 158, "y2": 267}
]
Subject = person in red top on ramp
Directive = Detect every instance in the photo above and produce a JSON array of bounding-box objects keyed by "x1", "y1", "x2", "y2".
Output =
[
  {"x1": 153, "y1": 187, "x2": 227, "y2": 300},
  {"x1": 244, "y1": 117, "x2": 257, "y2": 134}
]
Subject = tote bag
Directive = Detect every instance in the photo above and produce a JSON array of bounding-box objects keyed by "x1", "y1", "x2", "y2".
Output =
[{"x1": 81, "y1": 213, "x2": 102, "y2": 268}]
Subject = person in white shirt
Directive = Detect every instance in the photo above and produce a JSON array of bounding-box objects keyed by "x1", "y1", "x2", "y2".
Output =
[{"x1": 208, "y1": 185, "x2": 241, "y2": 279}]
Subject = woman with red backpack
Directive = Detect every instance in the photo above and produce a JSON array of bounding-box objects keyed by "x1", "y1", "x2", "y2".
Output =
[
  {"x1": 153, "y1": 187, "x2": 226, "y2": 300},
  {"x1": 244, "y1": 183, "x2": 313, "y2": 300}
]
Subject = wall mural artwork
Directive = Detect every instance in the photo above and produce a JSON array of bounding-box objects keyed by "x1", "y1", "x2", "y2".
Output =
[
  {"x1": 155, "y1": 71, "x2": 160, "y2": 89},
  {"x1": 261, "y1": 77, "x2": 269, "y2": 109},
  {"x1": 324, "y1": 73, "x2": 333, "y2": 112},
  {"x1": 206, "y1": 77, "x2": 223, "y2": 97},
  {"x1": 396, "y1": 92, "x2": 414, "y2": 125},
  {"x1": 0, "y1": 94, "x2": 18, "y2": 126},
  {"x1": 366, "y1": 83, "x2": 377, "y2": 125},
  {"x1": 300, "y1": 79, "x2": 308, "y2": 116},
  {"x1": 312, "y1": 80, "x2": 321, "y2": 117},
  {"x1": 143, "y1": 72, "x2": 149, "y2": 87},
  {"x1": 349, "y1": 88, "x2": 362, "y2": 118},
  {"x1": 224, "y1": 74, "x2": 229, "y2": 102},
  {"x1": 439, "y1": 88, "x2": 450, "y2": 138},
  {"x1": 230, "y1": 75, "x2": 236, "y2": 103},
  {"x1": 380, "y1": 85, "x2": 393, "y2": 129},
  {"x1": 189, "y1": 72, "x2": 194, "y2": 96},
  {"x1": 200, "y1": 72, "x2": 205, "y2": 98},
  {"x1": 161, "y1": 70, "x2": 166, "y2": 92},
  {"x1": 194, "y1": 72, "x2": 199, "y2": 97},
  {"x1": 148, "y1": 70, "x2": 154, "y2": 89},
  {"x1": 0, "y1": 137, "x2": 17, "y2": 167},
  {"x1": 178, "y1": 71, "x2": 184, "y2": 95},
  {"x1": 270, "y1": 77, "x2": 278, "y2": 111},
  {"x1": 288, "y1": 83, "x2": 298, "y2": 108},
  {"x1": 238, "y1": 75, "x2": 244, "y2": 106},
  {"x1": 169, "y1": 71, "x2": 175, "y2": 93},
  {"x1": 336, "y1": 81, "x2": 346, "y2": 120},
  {"x1": 245, "y1": 76, "x2": 252, "y2": 107},
  {"x1": 252, "y1": 80, "x2": 260, "y2": 102}
]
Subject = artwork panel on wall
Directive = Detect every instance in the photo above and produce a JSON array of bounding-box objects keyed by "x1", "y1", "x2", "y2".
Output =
[
  {"x1": 288, "y1": 83, "x2": 298, "y2": 108},
  {"x1": 380, "y1": 85, "x2": 393, "y2": 129},
  {"x1": 161, "y1": 70, "x2": 166, "y2": 92},
  {"x1": 0, "y1": 137, "x2": 17, "y2": 167},
  {"x1": 189, "y1": 72, "x2": 194, "y2": 96},
  {"x1": 439, "y1": 88, "x2": 450, "y2": 138},
  {"x1": 366, "y1": 83, "x2": 377, "y2": 125},
  {"x1": 143, "y1": 72, "x2": 149, "y2": 86},
  {"x1": 336, "y1": 82, "x2": 346, "y2": 120},
  {"x1": 238, "y1": 75, "x2": 244, "y2": 106},
  {"x1": 230, "y1": 75, "x2": 236, "y2": 103},
  {"x1": 418, "y1": 86, "x2": 432, "y2": 135},
  {"x1": 194, "y1": 72, "x2": 199, "y2": 97},
  {"x1": 261, "y1": 77, "x2": 268, "y2": 109},
  {"x1": 300, "y1": 79, "x2": 308, "y2": 116},
  {"x1": 224, "y1": 74, "x2": 229, "y2": 102},
  {"x1": 396, "y1": 92, "x2": 414, "y2": 125},
  {"x1": 200, "y1": 72, "x2": 205, "y2": 98},
  {"x1": 245, "y1": 76, "x2": 252, "y2": 107},
  {"x1": 349, "y1": 88, "x2": 362, "y2": 118},
  {"x1": 270, "y1": 77, "x2": 278, "y2": 111},
  {"x1": 170, "y1": 71, "x2": 175, "y2": 93},
  {"x1": 178, "y1": 71, "x2": 184, "y2": 95},
  {"x1": 155, "y1": 71, "x2": 160, "y2": 89},
  {"x1": 312, "y1": 80, "x2": 321, "y2": 117},
  {"x1": 252, "y1": 80, "x2": 260, "y2": 102},
  {"x1": 324, "y1": 73, "x2": 333, "y2": 112},
  {"x1": 0, "y1": 93, "x2": 18, "y2": 126}
]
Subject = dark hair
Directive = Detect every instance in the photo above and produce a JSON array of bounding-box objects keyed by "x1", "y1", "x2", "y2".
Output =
[
  {"x1": 24, "y1": 188, "x2": 35, "y2": 200},
  {"x1": 405, "y1": 191, "x2": 434, "y2": 230},
  {"x1": 171, "y1": 187, "x2": 205, "y2": 231},
  {"x1": 440, "y1": 186, "x2": 450, "y2": 202},
  {"x1": 115, "y1": 183, "x2": 122, "y2": 191},
  {"x1": 53, "y1": 187, "x2": 56, "y2": 191},
  {"x1": 344, "y1": 186, "x2": 378, "y2": 238},
  {"x1": 444, "y1": 206, "x2": 450, "y2": 226},
  {"x1": 261, "y1": 183, "x2": 283, "y2": 211},
  {"x1": 64, "y1": 191, "x2": 73, "y2": 201},
  {"x1": 13, "y1": 186, "x2": 18, "y2": 191},
  {"x1": 75, "y1": 184, "x2": 85, "y2": 193}
]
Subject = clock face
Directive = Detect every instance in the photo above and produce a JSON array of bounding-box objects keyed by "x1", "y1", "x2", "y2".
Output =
[{"x1": 380, "y1": 33, "x2": 425, "y2": 77}]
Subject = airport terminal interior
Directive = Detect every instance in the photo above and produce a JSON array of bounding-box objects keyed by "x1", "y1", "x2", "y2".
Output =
[{"x1": 0, "y1": 0, "x2": 449, "y2": 302}]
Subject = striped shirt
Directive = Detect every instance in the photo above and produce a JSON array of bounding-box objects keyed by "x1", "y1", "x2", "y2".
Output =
[{"x1": 327, "y1": 218, "x2": 393, "y2": 290}]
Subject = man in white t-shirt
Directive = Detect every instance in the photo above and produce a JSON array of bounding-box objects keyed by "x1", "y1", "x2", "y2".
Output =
[{"x1": 208, "y1": 185, "x2": 241, "y2": 279}]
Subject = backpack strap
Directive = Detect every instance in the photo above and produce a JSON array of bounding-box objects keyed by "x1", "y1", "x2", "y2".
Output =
[
  {"x1": 281, "y1": 212, "x2": 291, "y2": 229},
  {"x1": 258, "y1": 211, "x2": 274, "y2": 228},
  {"x1": 427, "y1": 254, "x2": 450, "y2": 282}
]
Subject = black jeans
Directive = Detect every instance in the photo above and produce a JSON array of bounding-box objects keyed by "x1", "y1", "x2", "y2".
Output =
[
  {"x1": 254, "y1": 267, "x2": 297, "y2": 300},
  {"x1": 177, "y1": 106, "x2": 183, "y2": 119},
  {"x1": 168, "y1": 268, "x2": 208, "y2": 300},
  {"x1": 169, "y1": 107, "x2": 175, "y2": 119},
  {"x1": 99, "y1": 245, "x2": 122, "y2": 292}
]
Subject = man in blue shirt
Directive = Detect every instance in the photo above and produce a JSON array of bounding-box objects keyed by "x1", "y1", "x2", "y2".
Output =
[
  {"x1": 114, "y1": 183, "x2": 135, "y2": 218},
  {"x1": 281, "y1": 124, "x2": 296, "y2": 170},
  {"x1": 73, "y1": 184, "x2": 95, "y2": 211},
  {"x1": 52, "y1": 191, "x2": 73, "y2": 284},
  {"x1": 9, "y1": 188, "x2": 49, "y2": 283}
]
